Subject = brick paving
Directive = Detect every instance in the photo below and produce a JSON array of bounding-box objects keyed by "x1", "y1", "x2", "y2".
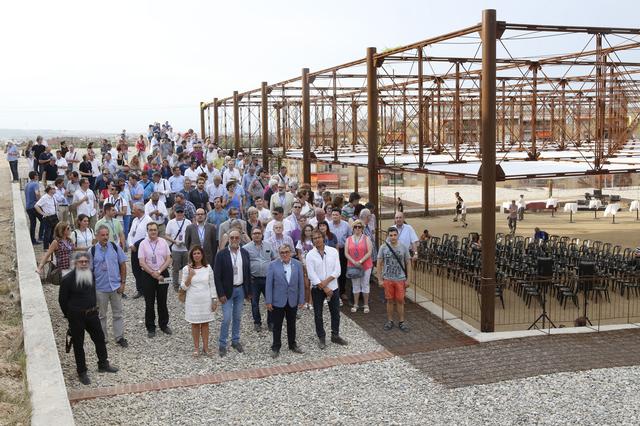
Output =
[
  {"x1": 403, "y1": 328, "x2": 640, "y2": 388},
  {"x1": 68, "y1": 349, "x2": 393, "y2": 403},
  {"x1": 342, "y1": 289, "x2": 477, "y2": 355}
]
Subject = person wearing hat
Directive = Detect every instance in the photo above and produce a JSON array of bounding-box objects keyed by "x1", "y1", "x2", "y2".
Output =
[
  {"x1": 222, "y1": 179, "x2": 244, "y2": 217},
  {"x1": 164, "y1": 205, "x2": 192, "y2": 291}
]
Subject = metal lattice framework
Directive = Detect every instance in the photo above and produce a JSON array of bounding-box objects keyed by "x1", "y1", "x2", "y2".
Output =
[{"x1": 198, "y1": 10, "x2": 640, "y2": 332}]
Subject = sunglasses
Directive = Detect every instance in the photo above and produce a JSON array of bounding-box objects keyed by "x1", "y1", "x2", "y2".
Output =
[{"x1": 353, "y1": 225, "x2": 363, "y2": 229}]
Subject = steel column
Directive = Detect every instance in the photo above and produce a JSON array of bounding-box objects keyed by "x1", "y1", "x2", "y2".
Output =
[
  {"x1": 530, "y1": 64, "x2": 539, "y2": 159},
  {"x1": 233, "y1": 91, "x2": 241, "y2": 153},
  {"x1": 213, "y1": 98, "x2": 219, "y2": 145},
  {"x1": 418, "y1": 47, "x2": 424, "y2": 168},
  {"x1": 302, "y1": 68, "x2": 312, "y2": 184},
  {"x1": 261, "y1": 82, "x2": 269, "y2": 171},
  {"x1": 480, "y1": 9, "x2": 496, "y2": 333},
  {"x1": 199, "y1": 103, "x2": 206, "y2": 141},
  {"x1": 366, "y1": 47, "x2": 379, "y2": 231}
]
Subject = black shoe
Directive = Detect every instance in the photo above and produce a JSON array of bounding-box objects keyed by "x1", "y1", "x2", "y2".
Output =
[
  {"x1": 268, "y1": 323, "x2": 274, "y2": 332},
  {"x1": 147, "y1": 331, "x2": 156, "y2": 338},
  {"x1": 32, "y1": 240, "x2": 41, "y2": 245},
  {"x1": 161, "y1": 327, "x2": 173, "y2": 335},
  {"x1": 331, "y1": 335, "x2": 348, "y2": 346},
  {"x1": 384, "y1": 320, "x2": 394, "y2": 331},
  {"x1": 231, "y1": 342, "x2": 244, "y2": 353},
  {"x1": 290, "y1": 346, "x2": 304, "y2": 354},
  {"x1": 318, "y1": 337, "x2": 326, "y2": 350},
  {"x1": 271, "y1": 350, "x2": 280, "y2": 359},
  {"x1": 399, "y1": 321, "x2": 410, "y2": 332},
  {"x1": 132, "y1": 292, "x2": 143, "y2": 299},
  {"x1": 116, "y1": 338, "x2": 129, "y2": 348},
  {"x1": 121, "y1": 293, "x2": 128, "y2": 300},
  {"x1": 78, "y1": 372, "x2": 91, "y2": 385},
  {"x1": 219, "y1": 347, "x2": 227, "y2": 357},
  {"x1": 254, "y1": 323, "x2": 262, "y2": 332},
  {"x1": 98, "y1": 364, "x2": 119, "y2": 373}
]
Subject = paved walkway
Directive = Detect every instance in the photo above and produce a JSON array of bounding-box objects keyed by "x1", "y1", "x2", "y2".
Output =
[
  {"x1": 341, "y1": 291, "x2": 478, "y2": 355},
  {"x1": 403, "y1": 328, "x2": 640, "y2": 388}
]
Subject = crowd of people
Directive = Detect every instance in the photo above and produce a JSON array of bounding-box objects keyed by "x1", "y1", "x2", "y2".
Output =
[{"x1": 20, "y1": 123, "x2": 419, "y2": 385}]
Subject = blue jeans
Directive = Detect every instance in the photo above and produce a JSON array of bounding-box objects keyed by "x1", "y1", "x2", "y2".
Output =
[
  {"x1": 123, "y1": 215, "x2": 132, "y2": 238},
  {"x1": 219, "y1": 286, "x2": 244, "y2": 348},
  {"x1": 251, "y1": 277, "x2": 272, "y2": 326}
]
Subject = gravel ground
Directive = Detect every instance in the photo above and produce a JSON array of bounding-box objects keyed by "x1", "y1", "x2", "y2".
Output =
[
  {"x1": 72, "y1": 357, "x2": 640, "y2": 425},
  {"x1": 39, "y1": 247, "x2": 382, "y2": 390}
]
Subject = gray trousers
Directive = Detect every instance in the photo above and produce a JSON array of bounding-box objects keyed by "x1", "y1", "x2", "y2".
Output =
[
  {"x1": 96, "y1": 290, "x2": 124, "y2": 341},
  {"x1": 171, "y1": 250, "x2": 189, "y2": 290}
]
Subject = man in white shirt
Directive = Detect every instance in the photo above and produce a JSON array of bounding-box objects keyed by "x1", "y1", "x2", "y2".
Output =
[
  {"x1": 264, "y1": 207, "x2": 293, "y2": 241},
  {"x1": 308, "y1": 207, "x2": 325, "y2": 228},
  {"x1": 205, "y1": 162, "x2": 220, "y2": 186},
  {"x1": 222, "y1": 160, "x2": 241, "y2": 187},
  {"x1": 255, "y1": 196, "x2": 271, "y2": 224},
  {"x1": 205, "y1": 144, "x2": 218, "y2": 164},
  {"x1": 128, "y1": 202, "x2": 152, "y2": 298},
  {"x1": 144, "y1": 192, "x2": 168, "y2": 236},
  {"x1": 55, "y1": 151, "x2": 68, "y2": 177},
  {"x1": 305, "y1": 230, "x2": 348, "y2": 349},
  {"x1": 206, "y1": 174, "x2": 225, "y2": 204},
  {"x1": 184, "y1": 160, "x2": 200, "y2": 188},
  {"x1": 390, "y1": 212, "x2": 419, "y2": 258},
  {"x1": 65, "y1": 145, "x2": 80, "y2": 172},
  {"x1": 152, "y1": 172, "x2": 171, "y2": 205},
  {"x1": 88, "y1": 152, "x2": 101, "y2": 181},
  {"x1": 517, "y1": 194, "x2": 526, "y2": 221},
  {"x1": 35, "y1": 185, "x2": 59, "y2": 249},
  {"x1": 163, "y1": 206, "x2": 191, "y2": 291},
  {"x1": 73, "y1": 178, "x2": 98, "y2": 229}
]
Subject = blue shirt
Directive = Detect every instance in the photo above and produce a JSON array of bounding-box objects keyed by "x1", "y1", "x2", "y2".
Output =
[
  {"x1": 91, "y1": 242, "x2": 127, "y2": 292},
  {"x1": 328, "y1": 220, "x2": 352, "y2": 248},
  {"x1": 206, "y1": 208, "x2": 228, "y2": 229},
  {"x1": 7, "y1": 145, "x2": 19, "y2": 162},
  {"x1": 141, "y1": 179, "x2": 155, "y2": 201},
  {"x1": 169, "y1": 175, "x2": 185, "y2": 193},
  {"x1": 130, "y1": 182, "x2": 144, "y2": 204},
  {"x1": 242, "y1": 173, "x2": 256, "y2": 193},
  {"x1": 25, "y1": 181, "x2": 39, "y2": 209}
]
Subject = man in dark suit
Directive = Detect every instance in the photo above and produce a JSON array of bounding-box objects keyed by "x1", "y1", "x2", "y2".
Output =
[
  {"x1": 58, "y1": 252, "x2": 118, "y2": 385},
  {"x1": 184, "y1": 208, "x2": 218, "y2": 267},
  {"x1": 266, "y1": 243, "x2": 305, "y2": 358},
  {"x1": 214, "y1": 230, "x2": 252, "y2": 357}
]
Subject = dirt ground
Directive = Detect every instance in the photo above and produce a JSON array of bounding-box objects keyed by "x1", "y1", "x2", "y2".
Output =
[{"x1": 0, "y1": 158, "x2": 29, "y2": 425}]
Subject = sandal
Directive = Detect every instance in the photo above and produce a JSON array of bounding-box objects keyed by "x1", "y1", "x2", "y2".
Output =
[
  {"x1": 192, "y1": 350, "x2": 200, "y2": 358},
  {"x1": 384, "y1": 320, "x2": 394, "y2": 331},
  {"x1": 350, "y1": 306, "x2": 357, "y2": 313},
  {"x1": 363, "y1": 305, "x2": 370, "y2": 314},
  {"x1": 399, "y1": 322, "x2": 410, "y2": 332}
]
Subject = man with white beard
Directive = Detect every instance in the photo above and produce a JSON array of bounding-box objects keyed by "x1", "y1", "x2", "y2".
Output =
[{"x1": 58, "y1": 252, "x2": 118, "y2": 385}]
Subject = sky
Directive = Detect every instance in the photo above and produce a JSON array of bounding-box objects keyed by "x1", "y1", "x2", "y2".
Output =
[{"x1": 1, "y1": 0, "x2": 639, "y2": 134}]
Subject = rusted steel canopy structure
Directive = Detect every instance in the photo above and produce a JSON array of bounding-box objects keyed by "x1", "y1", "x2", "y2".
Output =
[{"x1": 200, "y1": 10, "x2": 640, "y2": 331}]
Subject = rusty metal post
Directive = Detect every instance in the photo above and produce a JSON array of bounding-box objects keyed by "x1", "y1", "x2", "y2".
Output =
[
  {"x1": 480, "y1": 9, "x2": 496, "y2": 333},
  {"x1": 366, "y1": 47, "x2": 379, "y2": 233},
  {"x1": 418, "y1": 47, "x2": 424, "y2": 168},
  {"x1": 454, "y1": 62, "x2": 461, "y2": 160},
  {"x1": 200, "y1": 102, "x2": 206, "y2": 141},
  {"x1": 550, "y1": 98, "x2": 556, "y2": 144},
  {"x1": 213, "y1": 98, "x2": 219, "y2": 145},
  {"x1": 302, "y1": 68, "x2": 312, "y2": 184},
  {"x1": 261, "y1": 82, "x2": 269, "y2": 171},
  {"x1": 233, "y1": 91, "x2": 241, "y2": 153},
  {"x1": 561, "y1": 80, "x2": 567, "y2": 150},
  {"x1": 351, "y1": 99, "x2": 358, "y2": 150},
  {"x1": 595, "y1": 33, "x2": 605, "y2": 171},
  {"x1": 333, "y1": 71, "x2": 339, "y2": 161},
  {"x1": 402, "y1": 90, "x2": 408, "y2": 154},
  {"x1": 500, "y1": 80, "x2": 506, "y2": 151},
  {"x1": 424, "y1": 174, "x2": 429, "y2": 215},
  {"x1": 519, "y1": 88, "x2": 524, "y2": 150},
  {"x1": 354, "y1": 166, "x2": 359, "y2": 193},
  {"x1": 530, "y1": 64, "x2": 539, "y2": 159}
]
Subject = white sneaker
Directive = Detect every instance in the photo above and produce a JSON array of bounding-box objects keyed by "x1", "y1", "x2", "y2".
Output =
[{"x1": 350, "y1": 306, "x2": 357, "y2": 313}]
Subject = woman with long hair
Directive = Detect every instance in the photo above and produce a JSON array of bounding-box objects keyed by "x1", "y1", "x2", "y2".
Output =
[
  {"x1": 317, "y1": 220, "x2": 337, "y2": 248},
  {"x1": 36, "y1": 221, "x2": 76, "y2": 275},
  {"x1": 71, "y1": 214, "x2": 95, "y2": 251},
  {"x1": 181, "y1": 246, "x2": 218, "y2": 357},
  {"x1": 296, "y1": 224, "x2": 315, "y2": 309}
]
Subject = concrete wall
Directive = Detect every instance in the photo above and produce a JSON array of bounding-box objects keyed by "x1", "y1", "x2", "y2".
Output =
[{"x1": 12, "y1": 183, "x2": 75, "y2": 425}]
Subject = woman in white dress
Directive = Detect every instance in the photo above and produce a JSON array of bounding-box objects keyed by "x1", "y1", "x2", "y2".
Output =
[{"x1": 181, "y1": 246, "x2": 218, "y2": 357}]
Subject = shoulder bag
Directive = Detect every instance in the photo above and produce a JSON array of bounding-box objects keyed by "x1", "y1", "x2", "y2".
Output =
[{"x1": 384, "y1": 242, "x2": 407, "y2": 278}]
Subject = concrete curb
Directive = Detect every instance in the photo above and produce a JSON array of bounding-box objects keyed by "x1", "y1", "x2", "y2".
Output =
[{"x1": 12, "y1": 183, "x2": 75, "y2": 425}]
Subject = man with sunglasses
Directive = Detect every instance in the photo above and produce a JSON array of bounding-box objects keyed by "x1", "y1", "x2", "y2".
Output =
[
  {"x1": 266, "y1": 244, "x2": 305, "y2": 358},
  {"x1": 214, "y1": 230, "x2": 252, "y2": 357}
]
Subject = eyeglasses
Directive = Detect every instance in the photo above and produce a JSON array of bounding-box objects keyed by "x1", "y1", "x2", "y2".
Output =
[
  {"x1": 353, "y1": 225, "x2": 363, "y2": 229},
  {"x1": 229, "y1": 236, "x2": 240, "y2": 240},
  {"x1": 76, "y1": 260, "x2": 89, "y2": 264},
  {"x1": 280, "y1": 251, "x2": 291, "y2": 255}
]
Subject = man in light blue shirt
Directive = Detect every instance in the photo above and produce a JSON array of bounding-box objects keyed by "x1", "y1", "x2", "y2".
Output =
[
  {"x1": 168, "y1": 166, "x2": 185, "y2": 193},
  {"x1": 92, "y1": 225, "x2": 129, "y2": 347},
  {"x1": 25, "y1": 171, "x2": 43, "y2": 244}
]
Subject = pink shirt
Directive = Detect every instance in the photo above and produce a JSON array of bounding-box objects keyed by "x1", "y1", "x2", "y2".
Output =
[
  {"x1": 346, "y1": 235, "x2": 373, "y2": 270},
  {"x1": 138, "y1": 237, "x2": 171, "y2": 271}
]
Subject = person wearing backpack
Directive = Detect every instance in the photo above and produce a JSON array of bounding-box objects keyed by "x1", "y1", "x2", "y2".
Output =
[
  {"x1": 91, "y1": 225, "x2": 129, "y2": 348},
  {"x1": 377, "y1": 226, "x2": 411, "y2": 332}
]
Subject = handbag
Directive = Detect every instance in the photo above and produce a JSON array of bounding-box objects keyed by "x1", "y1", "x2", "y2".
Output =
[
  {"x1": 177, "y1": 288, "x2": 186, "y2": 303},
  {"x1": 346, "y1": 266, "x2": 364, "y2": 279},
  {"x1": 42, "y1": 261, "x2": 62, "y2": 286}
]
